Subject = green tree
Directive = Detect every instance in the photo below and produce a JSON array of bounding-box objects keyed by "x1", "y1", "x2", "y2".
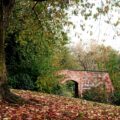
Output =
[
  {"x1": 0, "y1": 0, "x2": 77, "y2": 103},
  {"x1": 5, "y1": 0, "x2": 70, "y2": 93}
]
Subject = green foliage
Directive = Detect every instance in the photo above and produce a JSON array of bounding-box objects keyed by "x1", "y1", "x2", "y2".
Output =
[
  {"x1": 8, "y1": 73, "x2": 34, "y2": 90},
  {"x1": 83, "y1": 85, "x2": 109, "y2": 103},
  {"x1": 36, "y1": 73, "x2": 56, "y2": 93},
  {"x1": 5, "y1": 0, "x2": 70, "y2": 94},
  {"x1": 36, "y1": 72, "x2": 64, "y2": 95},
  {"x1": 55, "y1": 81, "x2": 79, "y2": 98},
  {"x1": 5, "y1": 32, "x2": 40, "y2": 90},
  {"x1": 104, "y1": 50, "x2": 120, "y2": 105},
  {"x1": 63, "y1": 81, "x2": 76, "y2": 97},
  {"x1": 112, "y1": 90, "x2": 120, "y2": 105},
  {"x1": 105, "y1": 54, "x2": 120, "y2": 94}
]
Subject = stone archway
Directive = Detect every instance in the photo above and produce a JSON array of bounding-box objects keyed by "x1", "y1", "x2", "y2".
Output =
[
  {"x1": 63, "y1": 80, "x2": 79, "y2": 98},
  {"x1": 57, "y1": 69, "x2": 114, "y2": 98}
]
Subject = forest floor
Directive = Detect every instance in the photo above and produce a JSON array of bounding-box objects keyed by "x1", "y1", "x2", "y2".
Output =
[{"x1": 0, "y1": 89, "x2": 120, "y2": 120}]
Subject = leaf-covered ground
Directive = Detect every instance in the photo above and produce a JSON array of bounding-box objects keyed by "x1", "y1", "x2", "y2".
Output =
[{"x1": 0, "y1": 90, "x2": 120, "y2": 120}]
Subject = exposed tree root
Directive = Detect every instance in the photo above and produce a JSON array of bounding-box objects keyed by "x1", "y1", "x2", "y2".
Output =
[
  {"x1": 3, "y1": 91, "x2": 27, "y2": 105},
  {"x1": 0, "y1": 83, "x2": 28, "y2": 105}
]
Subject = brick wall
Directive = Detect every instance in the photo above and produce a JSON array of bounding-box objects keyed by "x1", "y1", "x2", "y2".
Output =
[{"x1": 57, "y1": 70, "x2": 114, "y2": 97}]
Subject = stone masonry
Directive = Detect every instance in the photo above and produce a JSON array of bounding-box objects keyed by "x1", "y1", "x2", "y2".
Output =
[{"x1": 57, "y1": 70, "x2": 114, "y2": 97}]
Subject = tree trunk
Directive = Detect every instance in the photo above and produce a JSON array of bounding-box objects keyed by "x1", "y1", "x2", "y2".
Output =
[
  {"x1": 0, "y1": 0, "x2": 7, "y2": 101},
  {"x1": 0, "y1": 0, "x2": 25, "y2": 104}
]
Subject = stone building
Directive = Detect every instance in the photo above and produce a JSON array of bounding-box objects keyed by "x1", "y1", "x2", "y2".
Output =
[{"x1": 57, "y1": 70, "x2": 114, "y2": 97}]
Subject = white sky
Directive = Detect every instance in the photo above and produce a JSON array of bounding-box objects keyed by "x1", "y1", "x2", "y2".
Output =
[{"x1": 65, "y1": 0, "x2": 120, "y2": 51}]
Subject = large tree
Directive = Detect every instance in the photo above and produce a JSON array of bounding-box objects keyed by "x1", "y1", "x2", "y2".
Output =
[
  {"x1": 0, "y1": 0, "x2": 72, "y2": 103},
  {"x1": 0, "y1": 0, "x2": 19, "y2": 103}
]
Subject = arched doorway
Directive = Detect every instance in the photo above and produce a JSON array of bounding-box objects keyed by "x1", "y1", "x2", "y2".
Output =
[{"x1": 64, "y1": 80, "x2": 79, "y2": 98}]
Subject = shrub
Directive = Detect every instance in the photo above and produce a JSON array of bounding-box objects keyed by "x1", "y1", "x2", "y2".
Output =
[
  {"x1": 36, "y1": 74, "x2": 65, "y2": 95},
  {"x1": 111, "y1": 90, "x2": 120, "y2": 105},
  {"x1": 8, "y1": 73, "x2": 34, "y2": 90},
  {"x1": 83, "y1": 85, "x2": 109, "y2": 103}
]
